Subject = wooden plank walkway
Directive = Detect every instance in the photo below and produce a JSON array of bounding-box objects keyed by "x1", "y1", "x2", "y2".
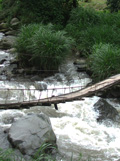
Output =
[{"x1": 0, "y1": 74, "x2": 120, "y2": 109}]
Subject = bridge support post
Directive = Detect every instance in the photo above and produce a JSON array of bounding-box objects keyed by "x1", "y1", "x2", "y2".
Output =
[{"x1": 54, "y1": 104, "x2": 58, "y2": 110}]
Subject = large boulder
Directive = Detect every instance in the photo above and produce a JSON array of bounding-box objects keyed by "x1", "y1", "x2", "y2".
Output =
[
  {"x1": 8, "y1": 113, "x2": 56, "y2": 156},
  {"x1": 94, "y1": 98, "x2": 120, "y2": 122}
]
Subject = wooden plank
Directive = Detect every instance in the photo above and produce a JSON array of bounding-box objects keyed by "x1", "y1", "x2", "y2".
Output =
[{"x1": 0, "y1": 74, "x2": 120, "y2": 109}]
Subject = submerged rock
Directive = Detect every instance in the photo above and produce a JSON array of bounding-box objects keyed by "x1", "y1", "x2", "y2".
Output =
[
  {"x1": 8, "y1": 113, "x2": 56, "y2": 156},
  {"x1": 94, "y1": 98, "x2": 120, "y2": 122}
]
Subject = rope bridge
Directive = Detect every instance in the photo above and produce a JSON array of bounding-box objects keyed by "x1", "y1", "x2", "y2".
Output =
[{"x1": 0, "y1": 74, "x2": 120, "y2": 109}]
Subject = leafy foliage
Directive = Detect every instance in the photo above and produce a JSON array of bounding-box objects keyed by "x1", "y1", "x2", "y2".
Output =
[
  {"x1": 65, "y1": 7, "x2": 120, "y2": 54},
  {"x1": 88, "y1": 43, "x2": 120, "y2": 81},
  {"x1": 15, "y1": 23, "x2": 74, "y2": 70},
  {"x1": 107, "y1": 0, "x2": 120, "y2": 12},
  {"x1": 0, "y1": 0, "x2": 78, "y2": 25}
]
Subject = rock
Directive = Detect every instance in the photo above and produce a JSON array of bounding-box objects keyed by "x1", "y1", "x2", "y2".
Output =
[
  {"x1": 1, "y1": 112, "x2": 24, "y2": 124},
  {"x1": 0, "y1": 22, "x2": 7, "y2": 30},
  {"x1": 0, "y1": 59, "x2": 6, "y2": 64},
  {"x1": 5, "y1": 30, "x2": 18, "y2": 36},
  {"x1": 30, "y1": 75, "x2": 41, "y2": 81},
  {"x1": 10, "y1": 18, "x2": 20, "y2": 29},
  {"x1": 34, "y1": 81, "x2": 48, "y2": 91},
  {"x1": 15, "y1": 69, "x2": 24, "y2": 74},
  {"x1": 6, "y1": 48, "x2": 16, "y2": 54},
  {"x1": 0, "y1": 36, "x2": 16, "y2": 49},
  {"x1": 0, "y1": 51, "x2": 9, "y2": 64},
  {"x1": 0, "y1": 127, "x2": 11, "y2": 149},
  {"x1": 94, "y1": 98, "x2": 120, "y2": 122},
  {"x1": 74, "y1": 59, "x2": 87, "y2": 72},
  {"x1": 99, "y1": 86, "x2": 120, "y2": 98},
  {"x1": 74, "y1": 59, "x2": 86, "y2": 65},
  {"x1": 8, "y1": 113, "x2": 56, "y2": 156},
  {"x1": 0, "y1": 32, "x2": 4, "y2": 40}
]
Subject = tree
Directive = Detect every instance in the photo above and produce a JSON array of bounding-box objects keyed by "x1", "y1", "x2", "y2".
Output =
[{"x1": 107, "y1": 0, "x2": 120, "y2": 12}]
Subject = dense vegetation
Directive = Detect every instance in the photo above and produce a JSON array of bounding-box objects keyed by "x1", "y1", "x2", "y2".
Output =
[
  {"x1": 0, "y1": 0, "x2": 120, "y2": 81},
  {"x1": 65, "y1": 7, "x2": 120, "y2": 53},
  {"x1": 107, "y1": 0, "x2": 120, "y2": 12},
  {"x1": 15, "y1": 23, "x2": 74, "y2": 70},
  {"x1": 0, "y1": 0, "x2": 78, "y2": 25},
  {"x1": 88, "y1": 43, "x2": 120, "y2": 81}
]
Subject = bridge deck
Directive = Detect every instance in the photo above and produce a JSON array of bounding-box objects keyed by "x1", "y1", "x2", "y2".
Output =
[{"x1": 0, "y1": 74, "x2": 120, "y2": 109}]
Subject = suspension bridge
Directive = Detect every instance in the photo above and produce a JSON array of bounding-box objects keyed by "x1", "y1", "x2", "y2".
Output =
[{"x1": 0, "y1": 74, "x2": 120, "y2": 109}]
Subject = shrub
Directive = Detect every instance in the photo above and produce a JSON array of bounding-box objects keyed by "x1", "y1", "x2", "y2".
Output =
[
  {"x1": 99, "y1": 12, "x2": 120, "y2": 28},
  {"x1": 15, "y1": 23, "x2": 74, "y2": 70},
  {"x1": 66, "y1": 7, "x2": 101, "y2": 28},
  {"x1": 0, "y1": 0, "x2": 78, "y2": 25},
  {"x1": 77, "y1": 24, "x2": 120, "y2": 54},
  {"x1": 107, "y1": 0, "x2": 120, "y2": 12},
  {"x1": 88, "y1": 43, "x2": 120, "y2": 81},
  {"x1": 65, "y1": 7, "x2": 120, "y2": 54}
]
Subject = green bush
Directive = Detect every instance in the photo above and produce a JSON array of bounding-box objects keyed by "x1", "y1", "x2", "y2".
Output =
[
  {"x1": 100, "y1": 12, "x2": 120, "y2": 28},
  {"x1": 65, "y1": 7, "x2": 120, "y2": 54},
  {"x1": 16, "y1": 23, "x2": 74, "y2": 70},
  {"x1": 107, "y1": 0, "x2": 120, "y2": 12},
  {"x1": 77, "y1": 24, "x2": 120, "y2": 54},
  {"x1": 0, "y1": 0, "x2": 78, "y2": 25},
  {"x1": 66, "y1": 7, "x2": 101, "y2": 28},
  {"x1": 88, "y1": 43, "x2": 120, "y2": 81}
]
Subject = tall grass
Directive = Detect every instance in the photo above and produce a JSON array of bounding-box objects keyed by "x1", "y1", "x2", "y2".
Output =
[
  {"x1": 15, "y1": 23, "x2": 74, "y2": 70},
  {"x1": 88, "y1": 43, "x2": 120, "y2": 80},
  {"x1": 0, "y1": 143, "x2": 56, "y2": 161},
  {"x1": 65, "y1": 7, "x2": 120, "y2": 55},
  {"x1": 77, "y1": 24, "x2": 120, "y2": 54}
]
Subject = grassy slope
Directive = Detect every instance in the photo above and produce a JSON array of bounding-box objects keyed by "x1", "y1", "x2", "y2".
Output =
[{"x1": 79, "y1": 0, "x2": 107, "y2": 10}]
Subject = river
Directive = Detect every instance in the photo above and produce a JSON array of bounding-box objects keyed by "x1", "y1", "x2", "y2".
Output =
[{"x1": 0, "y1": 33, "x2": 120, "y2": 161}]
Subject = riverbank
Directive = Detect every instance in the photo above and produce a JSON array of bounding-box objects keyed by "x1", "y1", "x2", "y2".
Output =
[{"x1": 0, "y1": 1, "x2": 120, "y2": 160}]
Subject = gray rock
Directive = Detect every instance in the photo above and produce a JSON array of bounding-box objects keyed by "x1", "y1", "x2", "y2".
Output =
[
  {"x1": 0, "y1": 51, "x2": 9, "y2": 64},
  {"x1": 1, "y1": 112, "x2": 24, "y2": 124},
  {"x1": 0, "y1": 128, "x2": 11, "y2": 149},
  {"x1": 8, "y1": 113, "x2": 56, "y2": 156},
  {"x1": 34, "y1": 81, "x2": 48, "y2": 91},
  {"x1": 94, "y1": 98, "x2": 120, "y2": 122},
  {"x1": 0, "y1": 36, "x2": 16, "y2": 49},
  {"x1": 6, "y1": 48, "x2": 16, "y2": 54},
  {"x1": 0, "y1": 32, "x2": 4, "y2": 40},
  {"x1": 5, "y1": 30, "x2": 17, "y2": 36},
  {"x1": 74, "y1": 58, "x2": 87, "y2": 72},
  {"x1": 0, "y1": 23, "x2": 7, "y2": 30},
  {"x1": 30, "y1": 75, "x2": 41, "y2": 81},
  {"x1": 10, "y1": 18, "x2": 20, "y2": 29}
]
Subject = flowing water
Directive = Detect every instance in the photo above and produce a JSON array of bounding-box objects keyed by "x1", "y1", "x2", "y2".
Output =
[{"x1": 0, "y1": 33, "x2": 120, "y2": 161}]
